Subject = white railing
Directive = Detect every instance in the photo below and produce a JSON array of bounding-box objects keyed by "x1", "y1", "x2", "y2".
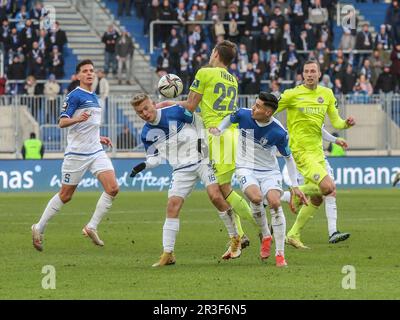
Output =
[{"x1": 1, "y1": 93, "x2": 400, "y2": 157}]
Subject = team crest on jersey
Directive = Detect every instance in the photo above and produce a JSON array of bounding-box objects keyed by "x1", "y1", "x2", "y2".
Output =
[
  {"x1": 313, "y1": 174, "x2": 320, "y2": 181},
  {"x1": 318, "y1": 97, "x2": 324, "y2": 104},
  {"x1": 259, "y1": 137, "x2": 268, "y2": 146},
  {"x1": 191, "y1": 79, "x2": 200, "y2": 89}
]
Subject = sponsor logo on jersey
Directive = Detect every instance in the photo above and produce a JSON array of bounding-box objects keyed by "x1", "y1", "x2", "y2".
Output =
[
  {"x1": 191, "y1": 79, "x2": 200, "y2": 89},
  {"x1": 259, "y1": 137, "x2": 268, "y2": 146}
]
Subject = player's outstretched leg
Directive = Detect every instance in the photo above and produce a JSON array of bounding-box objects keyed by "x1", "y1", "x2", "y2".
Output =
[
  {"x1": 152, "y1": 196, "x2": 182, "y2": 267},
  {"x1": 225, "y1": 188, "x2": 258, "y2": 249},
  {"x1": 325, "y1": 195, "x2": 350, "y2": 244},
  {"x1": 206, "y1": 184, "x2": 241, "y2": 260},
  {"x1": 32, "y1": 186, "x2": 75, "y2": 251},
  {"x1": 243, "y1": 185, "x2": 272, "y2": 260},
  {"x1": 266, "y1": 190, "x2": 288, "y2": 267},
  {"x1": 286, "y1": 198, "x2": 321, "y2": 250},
  {"x1": 83, "y1": 171, "x2": 118, "y2": 247}
]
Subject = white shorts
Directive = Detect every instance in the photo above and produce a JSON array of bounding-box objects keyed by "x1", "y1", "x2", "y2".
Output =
[
  {"x1": 236, "y1": 168, "x2": 283, "y2": 196},
  {"x1": 168, "y1": 164, "x2": 217, "y2": 199},
  {"x1": 61, "y1": 152, "x2": 114, "y2": 185}
]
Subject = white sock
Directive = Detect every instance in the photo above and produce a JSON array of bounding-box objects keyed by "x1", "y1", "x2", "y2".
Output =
[
  {"x1": 270, "y1": 207, "x2": 286, "y2": 256},
  {"x1": 36, "y1": 193, "x2": 64, "y2": 233},
  {"x1": 87, "y1": 192, "x2": 114, "y2": 230},
  {"x1": 325, "y1": 196, "x2": 337, "y2": 236},
  {"x1": 219, "y1": 208, "x2": 238, "y2": 237},
  {"x1": 250, "y1": 202, "x2": 271, "y2": 238},
  {"x1": 163, "y1": 218, "x2": 180, "y2": 253},
  {"x1": 281, "y1": 191, "x2": 291, "y2": 203}
]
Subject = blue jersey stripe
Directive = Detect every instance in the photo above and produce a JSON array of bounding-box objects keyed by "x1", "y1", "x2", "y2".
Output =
[{"x1": 64, "y1": 149, "x2": 104, "y2": 157}]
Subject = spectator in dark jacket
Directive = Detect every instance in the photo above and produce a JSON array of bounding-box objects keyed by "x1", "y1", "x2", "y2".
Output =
[
  {"x1": 375, "y1": 65, "x2": 396, "y2": 93},
  {"x1": 102, "y1": 25, "x2": 119, "y2": 77},
  {"x1": 115, "y1": 28, "x2": 134, "y2": 84},
  {"x1": 7, "y1": 56, "x2": 25, "y2": 94},
  {"x1": 340, "y1": 64, "x2": 357, "y2": 94},
  {"x1": 280, "y1": 43, "x2": 300, "y2": 80},
  {"x1": 166, "y1": 28, "x2": 183, "y2": 75},
  {"x1": 258, "y1": 25, "x2": 272, "y2": 62},
  {"x1": 20, "y1": 19, "x2": 36, "y2": 54},
  {"x1": 48, "y1": 46, "x2": 64, "y2": 79}
]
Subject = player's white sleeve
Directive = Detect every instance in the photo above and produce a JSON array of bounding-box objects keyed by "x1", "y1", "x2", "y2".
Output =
[
  {"x1": 145, "y1": 153, "x2": 163, "y2": 169},
  {"x1": 322, "y1": 126, "x2": 337, "y2": 143},
  {"x1": 283, "y1": 154, "x2": 299, "y2": 187},
  {"x1": 217, "y1": 115, "x2": 232, "y2": 133}
]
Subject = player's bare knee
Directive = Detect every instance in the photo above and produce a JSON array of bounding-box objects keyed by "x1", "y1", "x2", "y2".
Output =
[
  {"x1": 220, "y1": 184, "x2": 232, "y2": 198},
  {"x1": 249, "y1": 195, "x2": 263, "y2": 205},
  {"x1": 310, "y1": 195, "x2": 323, "y2": 206},
  {"x1": 106, "y1": 185, "x2": 119, "y2": 197},
  {"x1": 208, "y1": 192, "x2": 224, "y2": 208},
  {"x1": 59, "y1": 191, "x2": 73, "y2": 203},
  {"x1": 322, "y1": 185, "x2": 335, "y2": 196},
  {"x1": 268, "y1": 199, "x2": 281, "y2": 210},
  {"x1": 167, "y1": 197, "x2": 182, "y2": 216}
]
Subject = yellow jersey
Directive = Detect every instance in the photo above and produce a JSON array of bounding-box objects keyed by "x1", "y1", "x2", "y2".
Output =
[
  {"x1": 275, "y1": 84, "x2": 349, "y2": 154},
  {"x1": 189, "y1": 67, "x2": 238, "y2": 128}
]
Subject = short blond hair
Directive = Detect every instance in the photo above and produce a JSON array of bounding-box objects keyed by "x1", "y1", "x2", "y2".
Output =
[{"x1": 131, "y1": 93, "x2": 150, "y2": 107}]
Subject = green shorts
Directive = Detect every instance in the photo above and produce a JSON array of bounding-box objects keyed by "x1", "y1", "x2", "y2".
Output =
[
  {"x1": 208, "y1": 127, "x2": 237, "y2": 185},
  {"x1": 293, "y1": 151, "x2": 328, "y2": 186}
]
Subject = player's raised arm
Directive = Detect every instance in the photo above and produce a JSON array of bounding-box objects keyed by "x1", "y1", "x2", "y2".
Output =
[{"x1": 327, "y1": 92, "x2": 356, "y2": 129}]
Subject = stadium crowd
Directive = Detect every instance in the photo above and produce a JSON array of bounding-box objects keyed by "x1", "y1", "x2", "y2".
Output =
[
  {"x1": 133, "y1": 0, "x2": 400, "y2": 99},
  {"x1": 0, "y1": 1, "x2": 68, "y2": 96}
]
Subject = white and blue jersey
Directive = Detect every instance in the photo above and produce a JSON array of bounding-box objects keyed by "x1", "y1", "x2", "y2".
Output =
[
  {"x1": 141, "y1": 105, "x2": 204, "y2": 171},
  {"x1": 60, "y1": 87, "x2": 103, "y2": 157},
  {"x1": 230, "y1": 108, "x2": 291, "y2": 172}
]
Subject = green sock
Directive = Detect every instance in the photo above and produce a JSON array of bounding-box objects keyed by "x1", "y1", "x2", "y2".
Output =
[
  {"x1": 233, "y1": 213, "x2": 244, "y2": 237},
  {"x1": 226, "y1": 191, "x2": 259, "y2": 234},
  {"x1": 287, "y1": 203, "x2": 319, "y2": 239}
]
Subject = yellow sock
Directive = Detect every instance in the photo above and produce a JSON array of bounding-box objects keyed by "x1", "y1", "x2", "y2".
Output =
[
  {"x1": 226, "y1": 191, "x2": 259, "y2": 234},
  {"x1": 233, "y1": 213, "x2": 244, "y2": 237},
  {"x1": 287, "y1": 203, "x2": 319, "y2": 239}
]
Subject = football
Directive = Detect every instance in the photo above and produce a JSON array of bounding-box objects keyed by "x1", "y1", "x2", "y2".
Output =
[{"x1": 158, "y1": 74, "x2": 183, "y2": 98}]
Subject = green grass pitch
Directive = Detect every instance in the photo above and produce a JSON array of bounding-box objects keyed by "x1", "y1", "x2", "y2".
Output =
[{"x1": 0, "y1": 189, "x2": 399, "y2": 300}]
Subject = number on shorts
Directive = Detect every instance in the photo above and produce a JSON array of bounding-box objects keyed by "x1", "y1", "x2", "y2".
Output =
[
  {"x1": 240, "y1": 176, "x2": 247, "y2": 185},
  {"x1": 64, "y1": 173, "x2": 71, "y2": 183},
  {"x1": 209, "y1": 174, "x2": 216, "y2": 183}
]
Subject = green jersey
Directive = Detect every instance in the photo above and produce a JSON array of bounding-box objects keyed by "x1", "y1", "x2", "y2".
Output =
[
  {"x1": 276, "y1": 85, "x2": 349, "y2": 154},
  {"x1": 190, "y1": 67, "x2": 238, "y2": 128}
]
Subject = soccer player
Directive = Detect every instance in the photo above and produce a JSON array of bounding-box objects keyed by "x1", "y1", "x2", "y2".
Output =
[
  {"x1": 31, "y1": 60, "x2": 119, "y2": 251},
  {"x1": 275, "y1": 59, "x2": 355, "y2": 249},
  {"x1": 280, "y1": 127, "x2": 351, "y2": 244},
  {"x1": 211, "y1": 92, "x2": 308, "y2": 267},
  {"x1": 172, "y1": 40, "x2": 258, "y2": 247},
  {"x1": 130, "y1": 93, "x2": 241, "y2": 266}
]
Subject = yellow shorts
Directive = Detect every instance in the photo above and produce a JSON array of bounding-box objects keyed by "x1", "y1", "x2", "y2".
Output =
[
  {"x1": 208, "y1": 127, "x2": 237, "y2": 185},
  {"x1": 293, "y1": 151, "x2": 328, "y2": 186}
]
